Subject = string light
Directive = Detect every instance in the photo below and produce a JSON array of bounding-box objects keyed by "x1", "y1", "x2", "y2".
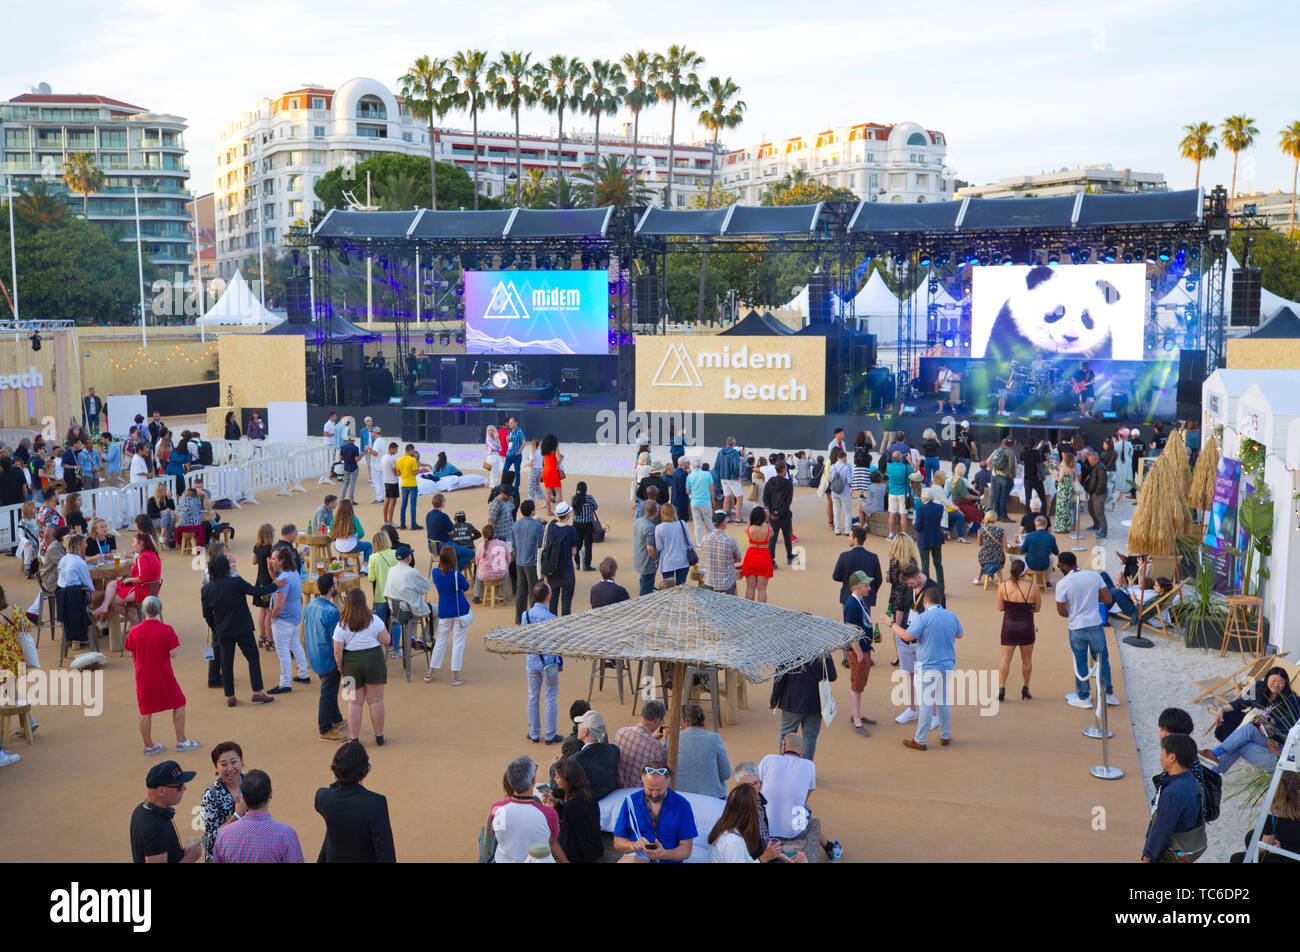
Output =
[{"x1": 106, "y1": 342, "x2": 219, "y2": 373}]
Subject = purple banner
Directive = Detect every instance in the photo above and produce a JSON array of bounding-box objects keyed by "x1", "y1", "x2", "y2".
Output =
[{"x1": 1204, "y1": 457, "x2": 1241, "y2": 593}]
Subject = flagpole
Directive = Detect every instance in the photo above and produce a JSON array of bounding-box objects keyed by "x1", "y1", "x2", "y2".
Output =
[
  {"x1": 134, "y1": 187, "x2": 147, "y2": 346},
  {"x1": 5, "y1": 174, "x2": 17, "y2": 321}
]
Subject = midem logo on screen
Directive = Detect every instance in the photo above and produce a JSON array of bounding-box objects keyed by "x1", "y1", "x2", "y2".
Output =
[
  {"x1": 532, "y1": 287, "x2": 582, "y2": 310},
  {"x1": 483, "y1": 281, "x2": 530, "y2": 319}
]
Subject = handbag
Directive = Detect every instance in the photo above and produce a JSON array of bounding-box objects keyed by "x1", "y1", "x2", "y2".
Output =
[
  {"x1": 1157, "y1": 822, "x2": 1207, "y2": 863},
  {"x1": 460, "y1": 607, "x2": 476, "y2": 626},
  {"x1": 481, "y1": 458, "x2": 493, "y2": 472},
  {"x1": 818, "y1": 657, "x2": 837, "y2": 726},
  {"x1": 680, "y1": 521, "x2": 698, "y2": 566}
]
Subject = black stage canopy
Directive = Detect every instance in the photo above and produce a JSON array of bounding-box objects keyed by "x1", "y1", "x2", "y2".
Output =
[
  {"x1": 719, "y1": 310, "x2": 796, "y2": 336},
  {"x1": 1248, "y1": 306, "x2": 1300, "y2": 338},
  {"x1": 264, "y1": 313, "x2": 379, "y2": 343}
]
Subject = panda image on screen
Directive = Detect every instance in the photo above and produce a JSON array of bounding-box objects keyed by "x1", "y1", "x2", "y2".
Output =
[{"x1": 984, "y1": 265, "x2": 1122, "y2": 363}]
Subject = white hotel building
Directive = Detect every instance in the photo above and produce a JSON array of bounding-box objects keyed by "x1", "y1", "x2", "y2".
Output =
[
  {"x1": 214, "y1": 76, "x2": 715, "y2": 278},
  {"x1": 719, "y1": 121, "x2": 953, "y2": 204}
]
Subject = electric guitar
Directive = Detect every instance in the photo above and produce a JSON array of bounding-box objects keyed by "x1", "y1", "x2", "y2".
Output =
[{"x1": 1072, "y1": 372, "x2": 1096, "y2": 396}]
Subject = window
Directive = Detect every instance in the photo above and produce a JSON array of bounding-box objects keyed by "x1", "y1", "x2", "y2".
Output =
[
  {"x1": 909, "y1": 152, "x2": 924, "y2": 163},
  {"x1": 356, "y1": 125, "x2": 387, "y2": 139},
  {"x1": 262, "y1": 180, "x2": 274, "y2": 196},
  {"x1": 310, "y1": 151, "x2": 323, "y2": 166},
  {"x1": 356, "y1": 95, "x2": 386, "y2": 120},
  {"x1": 311, "y1": 97, "x2": 326, "y2": 110},
  {"x1": 265, "y1": 228, "x2": 276, "y2": 244},
  {"x1": 288, "y1": 150, "x2": 305, "y2": 165},
  {"x1": 4, "y1": 129, "x2": 28, "y2": 147},
  {"x1": 889, "y1": 172, "x2": 906, "y2": 190},
  {"x1": 867, "y1": 153, "x2": 875, "y2": 163},
  {"x1": 313, "y1": 125, "x2": 325, "y2": 137},
  {"x1": 401, "y1": 132, "x2": 413, "y2": 142},
  {"x1": 907, "y1": 132, "x2": 927, "y2": 146},
  {"x1": 264, "y1": 203, "x2": 275, "y2": 220},
  {"x1": 287, "y1": 174, "x2": 301, "y2": 192},
  {"x1": 916, "y1": 196, "x2": 927, "y2": 203},
  {"x1": 312, "y1": 200, "x2": 323, "y2": 212},
  {"x1": 849, "y1": 174, "x2": 855, "y2": 188},
  {"x1": 289, "y1": 98, "x2": 300, "y2": 110},
  {"x1": 289, "y1": 199, "x2": 302, "y2": 218},
  {"x1": 915, "y1": 173, "x2": 929, "y2": 190},
  {"x1": 815, "y1": 132, "x2": 834, "y2": 148},
  {"x1": 675, "y1": 193, "x2": 685, "y2": 207}
]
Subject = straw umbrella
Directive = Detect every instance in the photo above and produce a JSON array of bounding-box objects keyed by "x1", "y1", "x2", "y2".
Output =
[
  {"x1": 484, "y1": 585, "x2": 862, "y2": 784},
  {"x1": 1189, "y1": 430, "x2": 1220, "y2": 523},
  {"x1": 1164, "y1": 428, "x2": 1192, "y2": 501},
  {"x1": 1126, "y1": 454, "x2": 1182, "y2": 646}
]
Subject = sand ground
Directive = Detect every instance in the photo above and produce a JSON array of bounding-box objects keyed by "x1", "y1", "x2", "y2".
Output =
[{"x1": 0, "y1": 454, "x2": 1154, "y2": 862}]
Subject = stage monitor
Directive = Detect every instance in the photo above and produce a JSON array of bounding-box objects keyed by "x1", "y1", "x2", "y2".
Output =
[
  {"x1": 464, "y1": 270, "x2": 610, "y2": 355},
  {"x1": 971, "y1": 263, "x2": 1146, "y2": 361}
]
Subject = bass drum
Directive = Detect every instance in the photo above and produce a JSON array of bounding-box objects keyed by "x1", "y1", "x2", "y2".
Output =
[{"x1": 490, "y1": 369, "x2": 511, "y2": 389}]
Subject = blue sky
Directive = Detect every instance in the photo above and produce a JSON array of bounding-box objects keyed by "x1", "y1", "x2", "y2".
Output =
[{"x1": 6, "y1": 0, "x2": 1300, "y2": 196}]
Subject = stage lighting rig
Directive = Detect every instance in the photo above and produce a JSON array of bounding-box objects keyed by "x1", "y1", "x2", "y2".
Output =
[{"x1": 29, "y1": 331, "x2": 41, "y2": 352}]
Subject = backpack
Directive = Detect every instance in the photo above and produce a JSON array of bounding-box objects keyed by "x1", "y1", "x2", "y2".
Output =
[
  {"x1": 196, "y1": 441, "x2": 214, "y2": 466},
  {"x1": 539, "y1": 522, "x2": 565, "y2": 577},
  {"x1": 829, "y1": 465, "x2": 846, "y2": 494},
  {"x1": 854, "y1": 446, "x2": 870, "y2": 469}
]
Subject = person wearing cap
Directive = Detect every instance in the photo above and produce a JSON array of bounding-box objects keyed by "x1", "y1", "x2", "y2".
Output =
[
  {"x1": 542, "y1": 502, "x2": 579, "y2": 616},
  {"x1": 701, "y1": 510, "x2": 742, "y2": 595},
  {"x1": 636, "y1": 462, "x2": 670, "y2": 512},
  {"x1": 573, "y1": 709, "x2": 622, "y2": 801},
  {"x1": 130, "y1": 760, "x2": 201, "y2": 863},
  {"x1": 842, "y1": 571, "x2": 879, "y2": 737}
]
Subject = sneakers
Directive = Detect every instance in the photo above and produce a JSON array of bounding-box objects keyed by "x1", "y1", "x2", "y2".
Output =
[
  {"x1": 895, "y1": 708, "x2": 918, "y2": 724},
  {"x1": 267, "y1": 685, "x2": 292, "y2": 694},
  {"x1": 1105, "y1": 694, "x2": 1120, "y2": 706},
  {"x1": 392, "y1": 649, "x2": 403, "y2": 659},
  {"x1": 0, "y1": 751, "x2": 20, "y2": 767},
  {"x1": 319, "y1": 726, "x2": 348, "y2": 742},
  {"x1": 1065, "y1": 693, "x2": 1093, "y2": 708}
]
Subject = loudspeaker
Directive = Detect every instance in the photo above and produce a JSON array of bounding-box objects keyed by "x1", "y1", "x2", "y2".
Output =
[
  {"x1": 808, "y1": 272, "x2": 833, "y2": 323},
  {"x1": 341, "y1": 345, "x2": 363, "y2": 374},
  {"x1": 438, "y1": 358, "x2": 458, "y2": 398},
  {"x1": 1230, "y1": 268, "x2": 1262, "y2": 326},
  {"x1": 1111, "y1": 392, "x2": 1129, "y2": 417},
  {"x1": 1177, "y1": 349, "x2": 1207, "y2": 405},
  {"x1": 285, "y1": 272, "x2": 311, "y2": 323}
]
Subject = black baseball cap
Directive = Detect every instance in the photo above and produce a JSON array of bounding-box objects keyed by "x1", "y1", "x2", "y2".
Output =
[
  {"x1": 394, "y1": 544, "x2": 414, "y2": 560},
  {"x1": 146, "y1": 760, "x2": 197, "y2": 788},
  {"x1": 713, "y1": 510, "x2": 729, "y2": 525}
]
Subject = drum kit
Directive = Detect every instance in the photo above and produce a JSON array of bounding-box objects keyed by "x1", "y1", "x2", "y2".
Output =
[
  {"x1": 1003, "y1": 360, "x2": 1061, "y2": 397},
  {"x1": 485, "y1": 361, "x2": 525, "y2": 390}
]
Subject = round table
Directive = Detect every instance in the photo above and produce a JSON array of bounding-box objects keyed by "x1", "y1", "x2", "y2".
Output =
[
  {"x1": 301, "y1": 571, "x2": 362, "y2": 605},
  {"x1": 300, "y1": 533, "x2": 336, "y2": 576},
  {"x1": 87, "y1": 555, "x2": 133, "y2": 592}
]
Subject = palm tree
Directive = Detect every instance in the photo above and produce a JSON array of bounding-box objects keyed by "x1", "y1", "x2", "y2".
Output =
[
  {"x1": 1281, "y1": 121, "x2": 1300, "y2": 237},
  {"x1": 571, "y1": 154, "x2": 654, "y2": 207},
  {"x1": 399, "y1": 55, "x2": 455, "y2": 210},
  {"x1": 534, "y1": 55, "x2": 588, "y2": 209},
  {"x1": 519, "y1": 168, "x2": 550, "y2": 209},
  {"x1": 15, "y1": 180, "x2": 68, "y2": 227},
  {"x1": 452, "y1": 48, "x2": 490, "y2": 210},
  {"x1": 651, "y1": 45, "x2": 704, "y2": 209},
  {"x1": 487, "y1": 51, "x2": 535, "y2": 205},
  {"x1": 580, "y1": 59, "x2": 627, "y2": 208},
  {"x1": 692, "y1": 76, "x2": 746, "y2": 320},
  {"x1": 376, "y1": 170, "x2": 422, "y2": 211},
  {"x1": 1221, "y1": 114, "x2": 1260, "y2": 198},
  {"x1": 1178, "y1": 121, "x2": 1218, "y2": 190},
  {"x1": 61, "y1": 152, "x2": 105, "y2": 218},
  {"x1": 620, "y1": 51, "x2": 655, "y2": 195}
]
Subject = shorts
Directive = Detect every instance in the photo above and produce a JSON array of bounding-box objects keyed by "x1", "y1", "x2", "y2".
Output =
[
  {"x1": 721, "y1": 479, "x2": 742, "y2": 499},
  {"x1": 341, "y1": 646, "x2": 387, "y2": 687},
  {"x1": 887, "y1": 493, "x2": 907, "y2": 515},
  {"x1": 384, "y1": 483, "x2": 400, "y2": 499},
  {"x1": 848, "y1": 645, "x2": 872, "y2": 692},
  {"x1": 894, "y1": 635, "x2": 917, "y2": 673}
]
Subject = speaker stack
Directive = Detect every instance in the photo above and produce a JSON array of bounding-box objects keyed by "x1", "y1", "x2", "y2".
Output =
[{"x1": 1230, "y1": 268, "x2": 1262, "y2": 326}]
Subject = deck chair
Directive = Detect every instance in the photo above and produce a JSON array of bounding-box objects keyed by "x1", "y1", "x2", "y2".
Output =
[
  {"x1": 1115, "y1": 587, "x2": 1178, "y2": 635},
  {"x1": 1192, "y1": 651, "x2": 1290, "y2": 706}
]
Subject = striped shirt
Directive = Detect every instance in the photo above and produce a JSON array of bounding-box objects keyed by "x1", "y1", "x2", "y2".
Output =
[
  {"x1": 212, "y1": 811, "x2": 304, "y2": 863},
  {"x1": 573, "y1": 494, "x2": 598, "y2": 524}
]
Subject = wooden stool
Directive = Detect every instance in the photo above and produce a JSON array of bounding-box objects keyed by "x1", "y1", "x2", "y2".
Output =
[
  {"x1": 983, "y1": 565, "x2": 1006, "y2": 591},
  {"x1": 0, "y1": 702, "x2": 35, "y2": 746},
  {"x1": 60, "y1": 624, "x2": 101, "y2": 666},
  {"x1": 1027, "y1": 569, "x2": 1048, "y2": 590},
  {"x1": 632, "y1": 660, "x2": 669, "y2": 716},
  {"x1": 1221, "y1": 595, "x2": 1264, "y2": 662},
  {"x1": 688, "y1": 565, "x2": 706, "y2": 587},
  {"x1": 686, "y1": 664, "x2": 724, "y2": 731},
  {"x1": 588, "y1": 658, "x2": 634, "y2": 704},
  {"x1": 480, "y1": 579, "x2": 504, "y2": 608},
  {"x1": 178, "y1": 530, "x2": 199, "y2": 553},
  {"x1": 336, "y1": 550, "x2": 363, "y2": 576}
]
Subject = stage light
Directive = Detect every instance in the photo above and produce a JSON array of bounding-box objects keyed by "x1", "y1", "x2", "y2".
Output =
[
  {"x1": 556, "y1": 394, "x2": 573, "y2": 405},
  {"x1": 425, "y1": 333, "x2": 434, "y2": 345},
  {"x1": 1122, "y1": 252, "x2": 1134, "y2": 263},
  {"x1": 1102, "y1": 248, "x2": 1117, "y2": 262},
  {"x1": 943, "y1": 336, "x2": 955, "y2": 348},
  {"x1": 973, "y1": 408, "x2": 989, "y2": 417},
  {"x1": 1047, "y1": 252, "x2": 1060, "y2": 266},
  {"x1": 902, "y1": 405, "x2": 918, "y2": 414},
  {"x1": 456, "y1": 333, "x2": 464, "y2": 345},
  {"x1": 439, "y1": 333, "x2": 451, "y2": 347},
  {"x1": 919, "y1": 252, "x2": 932, "y2": 266},
  {"x1": 1102, "y1": 411, "x2": 1118, "y2": 419},
  {"x1": 29, "y1": 332, "x2": 41, "y2": 352},
  {"x1": 1029, "y1": 409, "x2": 1048, "y2": 419},
  {"x1": 448, "y1": 396, "x2": 463, "y2": 406},
  {"x1": 480, "y1": 396, "x2": 496, "y2": 406},
  {"x1": 1158, "y1": 246, "x2": 1171, "y2": 262},
  {"x1": 1163, "y1": 339, "x2": 1175, "y2": 352},
  {"x1": 1001, "y1": 254, "x2": 1013, "y2": 266}
]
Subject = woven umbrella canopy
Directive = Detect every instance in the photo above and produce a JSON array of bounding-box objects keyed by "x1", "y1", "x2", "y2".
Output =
[
  {"x1": 484, "y1": 585, "x2": 862, "y2": 780},
  {"x1": 1127, "y1": 454, "x2": 1182, "y2": 646},
  {"x1": 1155, "y1": 452, "x2": 1196, "y2": 538},
  {"x1": 1164, "y1": 428, "x2": 1192, "y2": 500}
]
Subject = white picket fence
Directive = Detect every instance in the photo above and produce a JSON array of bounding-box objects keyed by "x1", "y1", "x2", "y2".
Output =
[{"x1": 0, "y1": 428, "x2": 39, "y2": 447}]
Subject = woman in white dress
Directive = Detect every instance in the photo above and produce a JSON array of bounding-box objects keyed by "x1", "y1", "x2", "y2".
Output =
[
  {"x1": 484, "y1": 425, "x2": 503, "y2": 489},
  {"x1": 367, "y1": 425, "x2": 386, "y2": 503},
  {"x1": 1112, "y1": 428, "x2": 1134, "y2": 509}
]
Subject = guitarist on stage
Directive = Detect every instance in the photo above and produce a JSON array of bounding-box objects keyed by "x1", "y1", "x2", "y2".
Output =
[{"x1": 1071, "y1": 361, "x2": 1097, "y2": 416}]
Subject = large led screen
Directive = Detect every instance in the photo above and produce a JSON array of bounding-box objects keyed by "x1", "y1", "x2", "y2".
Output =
[
  {"x1": 464, "y1": 270, "x2": 609, "y2": 355},
  {"x1": 971, "y1": 263, "x2": 1146, "y2": 361}
]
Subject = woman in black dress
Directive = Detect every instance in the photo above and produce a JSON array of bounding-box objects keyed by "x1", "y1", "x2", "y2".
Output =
[
  {"x1": 548, "y1": 757, "x2": 602, "y2": 863},
  {"x1": 996, "y1": 559, "x2": 1041, "y2": 701},
  {"x1": 224, "y1": 412, "x2": 241, "y2": 441},
  {"x1": 252, "y1": 523, "x2": 276, "y2": 650}
]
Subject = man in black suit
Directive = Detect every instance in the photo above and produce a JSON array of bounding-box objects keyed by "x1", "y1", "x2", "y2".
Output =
[
  {"x1": 82, "y1": 388, "x2": 102, "y2": 437},
  {"x1": 148, "y1": 410, "x2": 165, "y2": 446},
  {"x1": 1020, "y1": 442, "x2": 1048, "y2": 514},
  {"x1": 831, "y1": 527, "x2": 882, "y2": 607},
  {"x1": 314, "y1": 741, "x2": 396, "y2": 862},
  {"x1": 572, "y1": 710, "x2": 621, "y2": 800},
  {"x1": 590, "y1": 557, "x2": 630, "y2": 609}
]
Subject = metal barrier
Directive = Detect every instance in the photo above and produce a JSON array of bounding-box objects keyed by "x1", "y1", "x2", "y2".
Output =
[
  {"x1": 185, "y1": 463, "x2": 243, "y2": 509},
  {"x1": 0, "y1": 500, "x2": 23, "y2": 551},
  {"x1": 1072, "y1": 653, "x2": 1123, "y2": 780},
  {"x1": 0, "y1": 428, "x2": 39, "y2": 447},
  {"x1": 79, "y1": 485, "x2": 130, "y2": 530},
  {"x1": 121, "y1": 477, "x2": 176, "y2": 526}
]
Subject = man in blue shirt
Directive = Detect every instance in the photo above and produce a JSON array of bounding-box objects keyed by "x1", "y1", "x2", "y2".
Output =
[
  {"x1": 1020, "y1": 517, "x2": 1059, "y2": 582},
  {"x1": 612, "y1": 761, "x2": 698, "y2": 862},
  {"x1": 713, "y1": 437, "x2": 742, "y2": 524},
  {"x1": 426, "y1": 492, "x2": 473, "y2": 570},
  {"x1": 338, "y1": 434, "x2": 361, "y2": 505},
  {"x1": 885, "y1": 451, "x2": 910, "y2": 540},
  {"x1": 303, "y1": 573, "x2": 346, "y2": 741},
  {"x1": 897, "y1": 586, "x2": 962, "y2": 750},
  {"x1": 266, "y1": 546, "x2": 309, "y2": 694},
  {"x1": 1142, "y1": 734, "x2": 1205, "y2": 862},
  {"x1": 61, "y1": 439, "x2": 83, "y2": 493},
  {"x1": 77, "y1": 441, "x2": 102, "y2": 490},
  {"x1": 523, "y1": 582, "x2": 563, "y2": 743},
  {"x1": 685, "y1": 460, "x2": 714, "y2": 546},
  {"x1": 504, "y1": 416, "x2": 526, "y2": 490},
  {"x1": 100, "y1": 435, "x2": 121, "y2": 485}
]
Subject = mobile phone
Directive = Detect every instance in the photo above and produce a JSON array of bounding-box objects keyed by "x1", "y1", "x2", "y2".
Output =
[{"x1": 535, "y1": 783, "x2": 550, "y2": 793}]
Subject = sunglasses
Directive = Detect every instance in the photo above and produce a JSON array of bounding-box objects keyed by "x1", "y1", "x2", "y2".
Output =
[{"x1": 643, "y1": 767, "x2": 669, "y2": 776}]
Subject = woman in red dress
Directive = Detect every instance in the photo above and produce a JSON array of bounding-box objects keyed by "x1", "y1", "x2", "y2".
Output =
[
  {"x1": 125, "y1": 595, "x2": 199, "y2": 756},
  {"x1": 740, "y1": 508, "x2": 775, "y2": 603},
  {"x1": 92, "y1": 532, "x2": 162, "y2": 625},
  {"x1": 540, "y1": 434, "x2": 563, "y2": 516}
]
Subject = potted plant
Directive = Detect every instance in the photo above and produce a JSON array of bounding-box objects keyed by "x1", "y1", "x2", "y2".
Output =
[{"x1": 1172, "y1": 558, "x2": 1228, "y2": 650}]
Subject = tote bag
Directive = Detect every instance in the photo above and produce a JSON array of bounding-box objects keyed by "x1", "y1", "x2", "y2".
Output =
[{"x1": 818, "y1": 657, "x2": 837, "y2": 726}]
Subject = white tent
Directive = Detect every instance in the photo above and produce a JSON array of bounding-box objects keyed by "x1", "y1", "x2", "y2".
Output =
[
  {"x1": 853, "y1": 269, "x2": 899, "y2": 317},
  {"x1": 197, "y1": 269, "x2": 286, "y2": 326}
]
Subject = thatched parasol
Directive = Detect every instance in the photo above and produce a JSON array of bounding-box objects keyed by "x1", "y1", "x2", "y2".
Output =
[
  {"x1": 1164, "y1": 428, "x2": 1192, "y2": 500},
  {"x1": 484, "y1": 585, "x2": 862, "y2": 781},
  {"x1": 1127, "y1": 454, "x2": 1183, "y2": 646},
  {"x1": 1154, "y1": 453, "x2": 1196, "y2": 538},
  {"x1": 1189, "y1": 431, "x2": 1220, "y2": 513}
]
